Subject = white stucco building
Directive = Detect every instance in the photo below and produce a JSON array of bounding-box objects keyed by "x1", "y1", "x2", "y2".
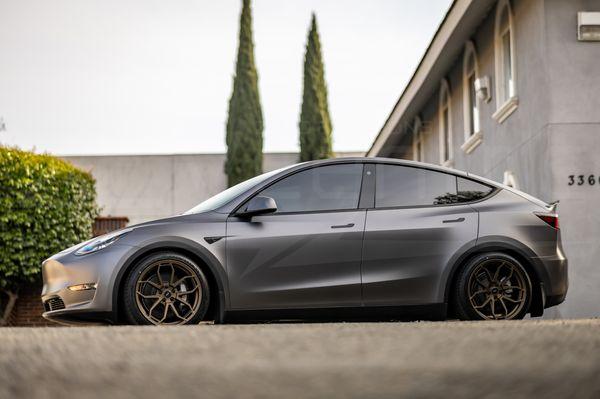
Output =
[{"x1": 368, "y1": 0, "x2": 600, "y2": 318}]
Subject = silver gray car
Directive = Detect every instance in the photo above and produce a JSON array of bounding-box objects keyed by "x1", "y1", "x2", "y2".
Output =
[{"x1": 41, "y1": 158, "x2": 568, "y2": 325}]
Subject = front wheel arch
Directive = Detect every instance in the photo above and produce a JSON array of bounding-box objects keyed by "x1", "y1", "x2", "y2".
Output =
[{"x1": 113, "y1": 241, "x2": 227, "y2": 324}]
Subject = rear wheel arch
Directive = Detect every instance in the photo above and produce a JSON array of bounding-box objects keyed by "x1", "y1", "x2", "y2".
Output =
[
  {"x1": 113, "y1": 241, "x2": 228, "y2": 324},
  {"x1": 445, "y1": 240, "x2": 544, "y2": 318}
]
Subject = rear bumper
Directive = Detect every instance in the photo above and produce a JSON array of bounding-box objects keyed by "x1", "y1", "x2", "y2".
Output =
[{"x1": 536, "y1": 255, "x2": 568, "y2": 308}]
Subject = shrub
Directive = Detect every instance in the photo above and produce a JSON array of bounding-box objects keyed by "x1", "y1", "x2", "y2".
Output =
[{"x1": 0, "y1": 147, "x2": 98, "y2": 324}]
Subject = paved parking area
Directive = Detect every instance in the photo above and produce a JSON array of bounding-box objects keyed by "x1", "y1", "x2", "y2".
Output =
[{"x1": 1, "y1": 319, "x2": 599, "y2": 398}]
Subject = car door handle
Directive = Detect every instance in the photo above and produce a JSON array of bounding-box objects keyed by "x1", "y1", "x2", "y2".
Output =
[
  {"x1": 442, "y1": 217, "x2": 465, "y2": 224},
  {"x1": 331, "y1": 223, "x2": 355, "y2": 229}
]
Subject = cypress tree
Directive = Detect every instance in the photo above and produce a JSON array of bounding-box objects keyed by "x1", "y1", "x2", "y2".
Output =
[
  {"x1": 225, "y1": 0, "x2": 263, "y2": 187},
  {"x1": 299, "y1": 13, "x2": 333, "y2": 162}
]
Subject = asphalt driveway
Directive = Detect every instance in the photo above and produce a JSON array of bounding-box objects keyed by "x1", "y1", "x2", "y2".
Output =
[{"x1": 1, "y1": 319, "x2": 599, "y2": 398}]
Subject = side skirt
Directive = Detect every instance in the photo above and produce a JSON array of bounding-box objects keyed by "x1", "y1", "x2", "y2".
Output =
[{"x1": 223, "y1": 303, "x2": 447, "y2": 324}]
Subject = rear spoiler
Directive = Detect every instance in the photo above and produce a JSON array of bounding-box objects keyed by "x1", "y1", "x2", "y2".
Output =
[{"x1": 547, "y1": 200, "x2": 559, "y2": 212}]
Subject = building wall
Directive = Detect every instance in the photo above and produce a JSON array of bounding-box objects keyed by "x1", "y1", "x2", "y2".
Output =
[
  {"x1": 8, "y1": 284, "x2": 55, "y2": 327},
  {"x1": 62, "y1": 152, "x2": 362, "y2": 226},
  {"x1": 384, "y1": 0, "x2": 600, "y2": 317}
]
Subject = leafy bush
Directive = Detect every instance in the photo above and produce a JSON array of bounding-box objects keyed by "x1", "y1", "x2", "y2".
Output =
[{"x1": 0, "y1": 147, "x2": 98, "y2": 323}]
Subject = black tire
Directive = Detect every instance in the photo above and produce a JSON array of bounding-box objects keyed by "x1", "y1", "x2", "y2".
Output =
[
  {"x1": 453, "y1": 252, "x2": 532, "y2": 320},
  {"x1": 122, "y1": 252, "x2": 210, "y2": 325}
]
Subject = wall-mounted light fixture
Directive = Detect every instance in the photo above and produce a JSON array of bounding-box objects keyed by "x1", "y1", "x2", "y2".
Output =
[
  {"x1": 474, "y1": 76, "x2": 491, "y2": 103},
  {"x1": 578, "y1": 12, "x2": 600, "y2": 41}
]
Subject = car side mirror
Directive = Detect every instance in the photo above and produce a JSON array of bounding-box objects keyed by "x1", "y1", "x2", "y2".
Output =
[{"x1": 237, "y1": 196, "x2": 277, "y2": 218}]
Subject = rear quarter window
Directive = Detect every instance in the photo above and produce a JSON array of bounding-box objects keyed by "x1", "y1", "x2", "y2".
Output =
[{"x1": 456, "y1": 177, "x2": 494, "y2": 203}]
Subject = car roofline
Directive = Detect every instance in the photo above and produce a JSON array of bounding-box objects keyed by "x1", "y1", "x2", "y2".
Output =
[{"x1": 214, "y1": 157, "x2": 482, "y2": 214}]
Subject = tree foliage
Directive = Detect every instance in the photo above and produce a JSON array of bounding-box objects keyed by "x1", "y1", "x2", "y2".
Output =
[
  {"x1": 0, "y1": 147, "x2": 98, "y2": 322},
  {"x1": 299, "y1": 13, "x2": 333, "y2": 162},
  {"x1": 225, "y1": 0, "x2": 264, "y2": 187}
]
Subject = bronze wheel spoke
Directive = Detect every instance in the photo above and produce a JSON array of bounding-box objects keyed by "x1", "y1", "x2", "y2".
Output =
[
  {"x1": 156, "y1": 264, "x2": 165, "y2": 285},
  {"x1": 138, "y1": 280, "x2": 161, "y2": 290},
  {"x1": 499, "y1": 298, "x2": 509, "y2": 316},
  {"x1": 169, "y1": 303, "x2": 185, "y2": 321},
  {"x1": 136, "y1": 290, "x2": 160, "y2": 300},
  {"x1": 169, "y1": 263, "x2": 176, "y2": 285},
  {"x1": 179, "y1": 289, "x2": 198, "y2": 296},
  {"x1": 474, "y1": 296, "x2": 491, "y2": 309},
  {"x1": 490, "y1": 297, "x2": 497, "y2": 319},
  {"x1": 502, "y1": 285, "x2": 523, "y2": 291},
  {"x1": 469, "y1": 289, "x2": 486, "y2": 301},
  {"x1": 148, "y1": 297, "x2": 163, "y2": 314},
  {"x1": 492, "y1": 262, "x2": 505, "y2": 282},
  {"x1": 173, "y1": 275, "x2": 194, "y2": 287},
  {"x1": 174, "y1": 297, "x2": 193, "y2": 311},
  {"x1": 135, "y1": 258, "x2": 202, "y2": 325},
  {"x1": 502, "y1": 296, "x2": 524, "y2": 304},
  {"x1": 159, "y1": 302, "x2": 169, "y2": 322},
  {"x1": 502, "y1": 266, "x2": 514, "y2": 282}
]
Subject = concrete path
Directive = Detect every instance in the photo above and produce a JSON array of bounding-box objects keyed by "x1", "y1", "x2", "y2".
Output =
[{"x1": 1, "y1": 319, "x2": 599, "y2": 398}]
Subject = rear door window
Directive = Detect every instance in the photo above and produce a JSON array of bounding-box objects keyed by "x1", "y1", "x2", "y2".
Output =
[{"x1": 375, "y1": 164, "x2": 457, "y2": 208}]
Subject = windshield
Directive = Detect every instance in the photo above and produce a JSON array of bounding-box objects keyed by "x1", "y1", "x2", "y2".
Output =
[{"x1": 184, "y1": 165, "x2": 293, "y2": 214}]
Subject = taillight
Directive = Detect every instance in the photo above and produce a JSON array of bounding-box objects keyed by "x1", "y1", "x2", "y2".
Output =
[{"x1": 535, "y1": 213, "x2": 559, "y2": 229}]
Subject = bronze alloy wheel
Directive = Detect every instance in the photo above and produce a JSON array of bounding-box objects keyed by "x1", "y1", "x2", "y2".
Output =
[
  {"x1": 134, "y1": 258, "x2": 203, "y2": 325},
  {"x1": 454, "y1": 252, "x2": 532, "y2": 320},
  {"x1": 467, "y1": 258, "x2": 529, "y2": 319}
]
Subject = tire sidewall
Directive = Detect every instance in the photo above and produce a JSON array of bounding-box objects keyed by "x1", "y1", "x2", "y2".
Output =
[
  {"x1": 122, "y1": 252, "x2": 210, "y2": 325},
  {"x1": 454, "y1": 252, "x2": 532, "y2": 320}
]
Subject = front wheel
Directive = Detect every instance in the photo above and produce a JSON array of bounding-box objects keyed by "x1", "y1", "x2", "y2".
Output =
[
  {"x1": 453, "y1": 253, "x2": 532, "y2": 320},
  {"x1": 123, "y1": 252, "x2": 210, "y2": 325}
]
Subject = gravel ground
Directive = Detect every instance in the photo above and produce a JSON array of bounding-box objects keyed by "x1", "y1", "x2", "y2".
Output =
[{"x1": 1, "y1": 319, "x2": 599, "y2": 399}]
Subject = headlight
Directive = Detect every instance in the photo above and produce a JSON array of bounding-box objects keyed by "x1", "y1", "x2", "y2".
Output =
[{"x1": 74, "y1": 228, "x2": 133, "y2": 256}]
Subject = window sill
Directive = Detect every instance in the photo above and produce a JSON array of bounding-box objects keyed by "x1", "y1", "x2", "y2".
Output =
[
  {"x1": 492, "y1": 96, "x2": 519, "y2": 123},
  {"x1": 461, "y1": 131, "x2": 483, "y2": 154}
]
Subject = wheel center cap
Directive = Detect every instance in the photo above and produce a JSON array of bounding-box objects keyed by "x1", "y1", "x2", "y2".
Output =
[{"x1": 164, "y1": 291, "x2": 172, "y2": 298}]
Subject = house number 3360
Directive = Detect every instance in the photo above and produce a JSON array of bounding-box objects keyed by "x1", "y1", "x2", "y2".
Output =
[{"x1": 568, "y1": 175, "x2": 598, "y2": 186}]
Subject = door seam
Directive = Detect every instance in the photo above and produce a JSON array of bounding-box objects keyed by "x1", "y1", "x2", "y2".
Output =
[{"x1": 358, "y1": 209, "x2": 368, "y2": 306}]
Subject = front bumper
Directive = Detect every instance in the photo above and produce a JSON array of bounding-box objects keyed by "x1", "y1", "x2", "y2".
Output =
[{"x1": 41, "y1": 243, "x2": 136, "y2": 324}]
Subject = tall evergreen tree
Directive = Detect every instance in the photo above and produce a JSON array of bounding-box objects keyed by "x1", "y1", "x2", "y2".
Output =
[
  {"x1": 225, "y1": 0, "x2": 263, "y2": 187},
  {"x1": 299, "y1": 13, "x2": 333, "y2": 162}
]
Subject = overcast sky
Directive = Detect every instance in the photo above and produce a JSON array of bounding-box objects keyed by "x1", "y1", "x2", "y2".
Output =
[{"x1": 0, "y1": 0, "x2": 451, "y2": 155}]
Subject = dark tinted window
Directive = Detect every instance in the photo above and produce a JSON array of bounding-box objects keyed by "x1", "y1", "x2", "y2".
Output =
[
  {"x1": 375, "y1": 164, "x2": 457, "y2": 207},
  {"x1": 456, "y1": 177, "x2": 493, "y2": 203},
  {"x1": 259, "y1": 164, "x2": 363, "y2": 213}
]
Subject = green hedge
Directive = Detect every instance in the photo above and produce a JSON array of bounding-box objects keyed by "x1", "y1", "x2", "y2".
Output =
[{"x1": 0, "y1": 147, "x2": 98, "y2": 291}]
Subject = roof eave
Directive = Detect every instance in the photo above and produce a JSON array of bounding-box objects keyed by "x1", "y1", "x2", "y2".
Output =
[{"x1": 367, "y1": 0, "x2": 495, "y2": 157}]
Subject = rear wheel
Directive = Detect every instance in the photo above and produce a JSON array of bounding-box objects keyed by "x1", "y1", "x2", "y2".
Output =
[
  {"x1": 454, "y1": 252, "x2": 531, "y2": 320},
  {"x1": 123, "y1": 252, "x2": 210, "y2": 325}
]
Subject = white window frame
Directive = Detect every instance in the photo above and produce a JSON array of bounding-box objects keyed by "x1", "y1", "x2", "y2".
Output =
[
  {"x1": 438, "y1": 79, "x2": 453, "y2": 167},
  {"x1": 492, "y1": 0, "x2": 518, "y2": 123},
  {"x1": 461, "y1": 41, "x2": 483, "y2": 154},
  {"x1": 412, "y1": 117, "x2": 425, "y2": 162}
]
